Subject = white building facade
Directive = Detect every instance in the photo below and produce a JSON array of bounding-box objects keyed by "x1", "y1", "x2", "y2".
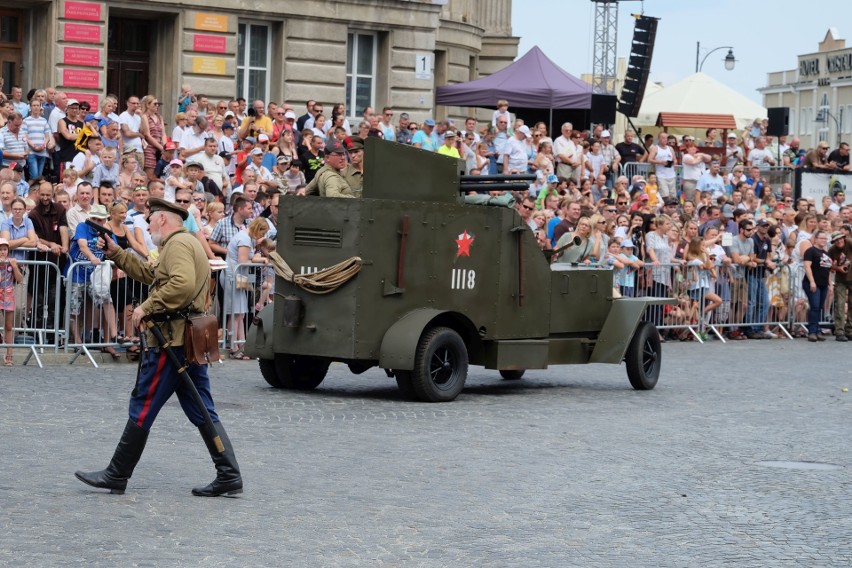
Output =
[{"x1": 760, "y1": 29, "x2": 852, "y2": 149}]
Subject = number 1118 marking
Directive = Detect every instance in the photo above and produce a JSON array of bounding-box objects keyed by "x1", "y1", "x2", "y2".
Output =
[{"x1": 451, "y1": 269, "x2": 476, "y2": 290}]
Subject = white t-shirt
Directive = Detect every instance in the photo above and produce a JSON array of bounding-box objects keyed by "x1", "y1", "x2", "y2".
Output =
[
  {"x1": 503, "y1": 136, "x2": 528, "y2": 172},
  {"x1": 119, "y1": 111, "x2": 143, "y2": 152},
  {"x1": 748, "y1": 148, "x2": 774, "y2": 168},
  {"x1": 48, "y1": 108, "x2": 66, "y2": 136}
]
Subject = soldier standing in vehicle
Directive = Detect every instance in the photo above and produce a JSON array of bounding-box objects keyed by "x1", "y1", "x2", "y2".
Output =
[{"x1": 304, "y1": 140, "x2": 361, "y2": 198}]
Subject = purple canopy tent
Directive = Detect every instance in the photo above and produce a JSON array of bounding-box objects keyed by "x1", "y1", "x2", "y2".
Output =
[{"x1": 435, "y1": 46, "x2": 593, "y2": 131}]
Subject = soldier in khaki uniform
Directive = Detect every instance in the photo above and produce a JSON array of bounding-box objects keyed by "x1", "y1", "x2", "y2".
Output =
[
  {"x1": 304, "y1": 139, "x2": 362, "y2": 198},
  {"x1": 75, "y1": 198, "x2": 242, "y2": 497},
  {"x1": 341, "y1": 135, "x2": 364, "y2": 192}
]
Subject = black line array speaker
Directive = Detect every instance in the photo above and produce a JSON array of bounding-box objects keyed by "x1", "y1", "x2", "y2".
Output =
[
  {"x1": 591, "y1": 94, "x2": 617, "y2": 125},
  {"x1": 766, "y1": 107, "x2": 790, "y2": 137},
  {"x1": 618, "y1": 15, "x2": 660, "y2": 118}
]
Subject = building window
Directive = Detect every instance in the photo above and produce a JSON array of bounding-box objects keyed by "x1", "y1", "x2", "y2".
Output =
[
  {"x1": 346, "y1": 32, "x2": 377, "y2": 118},
  {"x1": 237, "y1": 22, "x2": 270, "y2": 103}
]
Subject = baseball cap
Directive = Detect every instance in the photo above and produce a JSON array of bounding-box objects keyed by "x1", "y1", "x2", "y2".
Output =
[
  {"x1": 277, "y1": 155, "x2": 291, "y2": 164},
  {"x1": 224, "y1": 111, "x2": 235, "y2": 119},
  {"x1": 756, "y1": 218, "x2": 770, "y2": 226},
  {"x1": 258, "y1": 134, "x2": 269, "y2": 142},
  {"x1": 249, "y1": 148, "x2": 264, "y2": 156},
  {"x1": 517, "y1": 125, "x2": 532, "y2": 138},
  {"x1": 727, "y1": 132, "x2": 737, "y2": 139},
  {"x1": 620, "y1": 238, "x2": 635, "y2": 249},
  {"x1": 9, "y1": 162, "x2": 23, "y2": 172},
  {"x1": 684, "y1": 135, "x2": 695, "y2": 142},
  {"x1": 638, "y1": 193, "x2": 649, "y2": 201},
  {"x1": 222, "y1": 122, "x2": 234, "y2": 130},
  {"x1": 169, "y1": 159, "x2": 183, "y2": 167},
  {"x1": 66, "y1": 99, "x2": 80, "y2": 107},
  {"x1": 600, "y1": 130, "x2": 611, "y2": 138},
  {"x1": 831, "y1": 231, "x2": 845, "y2": 242},
  {"x1": 424, "y1": 119, "x2": 436, "y2": 127},
  {"x1": 284, "y1": 110, "x2": 296, "y2": 120},
  {"x1": 245, "y1": 136, "x2": 257, "y2": 145},
  {"x1": 444, "y1": 130, "x2": 456, "y2": 138},
  {"x1": 663, "y1": 197, "x2": 678, "y2": 206},
  {"x1": 633, "y1": 179, "x2": 647, "y2": 189},
  {"x1": 0, "y1": 238, "x2": 8, "y2": 247},
  {"x1": 84, "y1": 113, "x2": 97, "y2": 122},
  {"x1": 164, "y1": 140, "x2": 177, "y2": 150},
  {"x1": 721, "y1": 204, "x2": 735, "y2": 217},
  {"x1": 185, "y1": 161, "x2": 203, "y2": 169},
  {"x1": 547, "y1": 174, "x2": 559, "y2": 184}
]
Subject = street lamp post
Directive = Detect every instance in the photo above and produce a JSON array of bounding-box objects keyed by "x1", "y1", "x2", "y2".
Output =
[
  {"x1": 696, "y1": 42, "x2": 737, "y2": 73},
  {"x1": 817, "y1": 108, "x2": 843, "y2": 148}
]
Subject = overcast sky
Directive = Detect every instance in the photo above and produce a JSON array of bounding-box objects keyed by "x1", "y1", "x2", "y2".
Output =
[{"x1": 511, "y1": 0, "x2": 848, "y2": 104}]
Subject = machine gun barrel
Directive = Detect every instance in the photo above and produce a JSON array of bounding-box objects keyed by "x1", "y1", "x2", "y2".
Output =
[
  {"x1": 459, "y1": 173, "x2": 536, "y2": 194},
  {"x1": 460, "y1": 174, "x2": 537, "y2": 182}
]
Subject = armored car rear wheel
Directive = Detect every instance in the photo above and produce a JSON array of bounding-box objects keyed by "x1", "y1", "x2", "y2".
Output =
[
  {"x1": 410, "y1": 327, "x2": 468, "y2": 402},
  {"x1": 499, "y1": 370, "x2": 525, "y2": 380},
  {"x1": 625, "y1": 321, "x2": 661, "y2": 390},
  {"x1": 260, "y1": 354, "x2": 330, "y2": 390}
]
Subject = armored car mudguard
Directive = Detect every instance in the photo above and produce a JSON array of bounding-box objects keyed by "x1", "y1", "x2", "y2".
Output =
[{"x1": 245, "y1": 138, "x2": 673, "y2": 402}]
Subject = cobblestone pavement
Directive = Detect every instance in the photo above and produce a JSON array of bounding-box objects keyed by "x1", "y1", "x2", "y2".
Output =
[{"x1": 1, "y1": 340, "x2": 850, "y2": 567}]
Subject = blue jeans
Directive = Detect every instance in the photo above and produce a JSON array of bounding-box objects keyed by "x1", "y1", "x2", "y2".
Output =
[
  {"x1": 26, "y1": 154, "x2": 47, "y2": 179},
  {"x1": 804, "y1": 284, "x2": 828, "y2": 335},
  {"x1": 747, "y1": 276, "x2": 769, "y2": 332}
]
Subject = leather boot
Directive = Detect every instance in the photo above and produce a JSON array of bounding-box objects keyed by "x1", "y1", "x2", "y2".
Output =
[
  {"x1": 192, "y1": 421, "x2": 243, "y2": 497},
  {"x1": 75, "y1": 419, "x2": 149, "y2": 494}
]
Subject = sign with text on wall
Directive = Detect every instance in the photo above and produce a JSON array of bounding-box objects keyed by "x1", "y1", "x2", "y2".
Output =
[
  {"x1": 191, "y1": 56, "x2": 226, "y2": 76},
  {"x1": 64, "y1": 91, "x2": 99, "y2": 109},
  {"x1": 415, "y1": 53, "x2": 433, "y2": 80},
  {"x1": 63, "y1": 68, "x2": 100, "y2": 89},
  {"x1": 64, "y1": 23, "x2": 101, "y2": 43},
  {"x1": 64, "y1": 46, "x2": 100, "y2": 67},
  {"x1": 64, "y1": 1, "x2": 102, "y2": 21},
  {"x1": 193, "y1": 34, "x2": 227, "y2": 54},
  {"x1": 193, "y1": 13, "x2": 228, "y2": 33}
]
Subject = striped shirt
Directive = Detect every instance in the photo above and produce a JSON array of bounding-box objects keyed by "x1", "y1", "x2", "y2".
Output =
[
  {"x1": 0, "y1": 126, "x2": 27, "y2": 166},
  {"x1": 22, "y1": 116, "x2": 52, "y2": 157}
]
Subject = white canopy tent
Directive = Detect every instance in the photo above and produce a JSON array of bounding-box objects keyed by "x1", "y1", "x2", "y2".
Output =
[{"x1": 633, "y1": 72, "x2": 767, "y2": 131}]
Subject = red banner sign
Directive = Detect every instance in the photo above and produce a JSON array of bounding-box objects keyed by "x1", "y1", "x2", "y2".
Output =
[
  {"x1": 64, "y1": 23, "x2": 101, "y2": 43},
  {"x1": 63, "y1": 69, "x2": 100, "y2": 89},
  {"x1": 64, "y1": 1, "x2": 102, "y2": 21},
  {"x1": 193, "y1": 34, "x2": 227, "y2": 54},
  {"x1": 63, "y1": 46, "x2": 100, "y2": 67}
]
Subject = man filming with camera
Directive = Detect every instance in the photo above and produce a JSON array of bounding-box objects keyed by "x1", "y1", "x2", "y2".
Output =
[{"x1": 238, "y1": 99, "x2": 273, "y2": 142}]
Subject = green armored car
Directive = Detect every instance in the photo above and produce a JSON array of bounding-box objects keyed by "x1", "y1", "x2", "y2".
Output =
[{"x1": 244, "y1": 138, "x2": 672, "y2": 402}]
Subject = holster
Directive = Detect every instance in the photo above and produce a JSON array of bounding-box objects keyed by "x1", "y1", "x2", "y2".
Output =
[{"x1": 184, "y1": 313, "x2": 220, "y2": 366}]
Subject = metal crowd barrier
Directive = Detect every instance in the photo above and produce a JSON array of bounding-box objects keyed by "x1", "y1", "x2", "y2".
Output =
[
  {"x1": 63, "y1": 259, "x2": 142, "y2": 367},
  {"x1": 0, "y1": 250, "x2": 64, "y2": 367},
  {"x1": 621, "y1": 163, "x2": 795, "y2": 197},
  {"x1": 615, "y1": 262, "x2": 796, "y2": 343}
]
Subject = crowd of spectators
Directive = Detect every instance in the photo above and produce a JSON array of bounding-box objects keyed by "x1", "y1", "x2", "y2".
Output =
[{"x1": 0, "y1": 85, "x2": 851, "y2": 357}]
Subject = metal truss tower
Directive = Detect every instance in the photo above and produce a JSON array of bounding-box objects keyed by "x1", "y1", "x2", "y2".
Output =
[{"x1": 591, "y1": 0, "x2": 618, "y2": 94}]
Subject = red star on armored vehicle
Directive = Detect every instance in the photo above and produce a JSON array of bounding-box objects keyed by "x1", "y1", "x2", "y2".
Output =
[{"x1": 455, "y1": 230, "x2": 474, "y2": 257}]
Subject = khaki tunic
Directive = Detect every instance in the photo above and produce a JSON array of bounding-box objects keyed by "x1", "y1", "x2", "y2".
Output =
[
  {"x1": 304, "y1": 164, "x2": 362, "y2": 198},
  {"x1": 107, "y1": 227, "x2": 210, "y2": 346},
  {"x1": 341, "y1": 164, "x2": 363, "y2": 193}
]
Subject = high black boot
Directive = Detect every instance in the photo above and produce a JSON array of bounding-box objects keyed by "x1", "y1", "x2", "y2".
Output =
[
  {"x1": 75, "y1": 419, "x2": 149, "y2": 494},
  {"x1": 192, "y1": 421, "x2": 243, "y2": 497}
]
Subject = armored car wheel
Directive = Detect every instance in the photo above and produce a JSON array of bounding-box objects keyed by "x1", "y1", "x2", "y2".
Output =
[
  {"x1": 499, "y1": 370, "x2": 525, "y2": 380},
  {"x1": 410, "y1": 327, "x2": 468, "y2": 402},
  {"x1": 259, "y1": 358, "x2": 284, "y2": 388},
  {"x1": 625, "y1": 321, "x2": 661, "y2": 390},
  {"x1": 260, "y1": 354, "x2": 330, "y2": 390}
]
